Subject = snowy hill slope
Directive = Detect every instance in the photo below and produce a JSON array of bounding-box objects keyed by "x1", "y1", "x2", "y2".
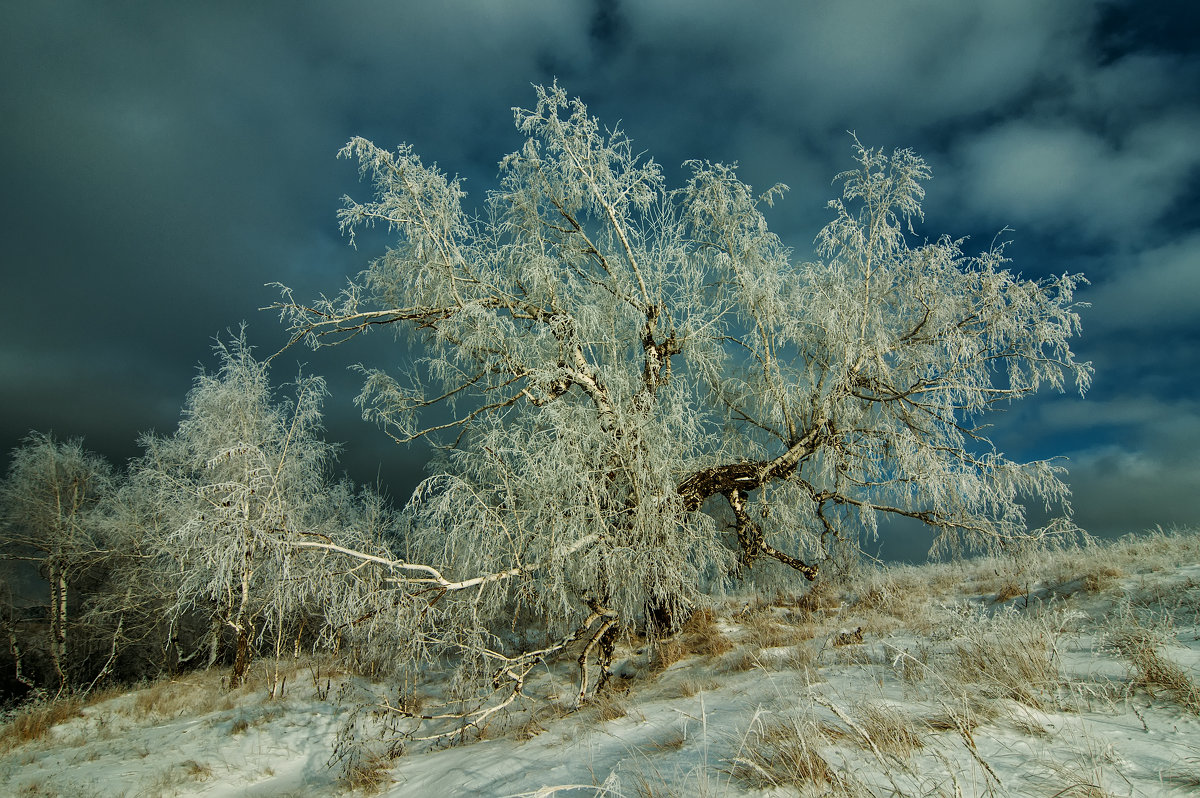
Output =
[{"x1": 3, "y1": 529, "x2": 1198, "y2": 797}]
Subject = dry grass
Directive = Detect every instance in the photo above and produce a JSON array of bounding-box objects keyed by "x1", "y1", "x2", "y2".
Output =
[
  {"x1": 1106, "y1": 527, "x2": 1200, "y2": 574},
  {"x1": 582, "y1": 687, "x2": 631, "y2": 723},
  {"x1": 784, "y1": 641, "x2": 821, "y2": 671},
  {"x1": 150, "y1": 758, "x2": 214, "y2": 791},
  {"x1": 648, "y1": 607, "x2": 735, "y2": 673},
  {"x1": 1108, "y1": 609, "x2": 1200, "y2": 714},
  {"x1": 886, "y1": 643, "x2": 933, "y2": 685},
  {"x1": 180, "y1": 758, "x2": 212, "y2": 778},
  {"x1": 329, "y1": 708, "x2": 403, "y2": 795},
  {"x1": 1036, "y1": 732, "x2": 1125, "y2": 798},
  {"x1": 1161, "y1": 752, "x2": 1200, "y2": 791},
  {"x1": 643, "y1": 611, "x2": 715, "y2": 671},
  {"x1": 505, "y1": 698, "x2": 572, "y2": 741},
  {"x1": 1, "y1": 658, "x2": 333, "y2": 759},
  {"x1": 793, "y1": 579, "x2": 843, "y2": 616},
  {"x1": 921, "y1": 693, "x2": 995, "y2": 735},
  {"x1": 1009, "y1": 712, "x2": 1052, "y2": 739},
  {"x1": 1127, "y1": 575, "x2": 1200, "y2": 624},
  {"x1": 340, "y1": 748, "x2": 396, "y2": 794},
  {"x1": 0, "y1": 695, "x2": 85, "y2": 752},
  {"x1": 729, "y1": 713, "x2": 837, "y2": 790},
  {"x1": 649, "y1": 637, "x2": 689, "y2": 672},
  {"x1": 992, "y1": 581, "x2": 1026, "y2": 604},
  {"x1": 830, "y1": 645, "x2": 875, "y2": 667},
  {"x1": 127, "y1": 668, "x2": 234, "y2": 721},
  {"x1": 848, "y1": 568, "x2": 939, "y2": 634},
  {"x1": 939, "y1": 608, "x2": 1064, "y2": 710},
  {"x1": 739, "y1": 610, "x2": 813, "y2": 650},
  {"x1": 1080, "y1": 565, "x2": 1125, "y2": 594},
  {"x1": 729, "y1": 710, "x2": 870, "y2": 797},
  {"x1": 658, "y1": 676, "x2": 722, "y2": 700},
  {"x1": 853, "y1": 702, "x2": 925, "y2": 760},
  {"x1": 0, "y1": 684, "x2": 133, "y2": 755},
  {"x1": 681, "y1": 608, "x2": 733, "y2": 651},
  {"x1": 14, "y1": 782, "x2": 105, "y2": 797},
  {"x1": 646, "y1": 730, "x2": 687, "y2": 753},
  {"x1": 713, "y1": 646, "x2": 761, "y2": 674},
  {"x1": 226, "y1": 704, "x2": 286, "y2": 736}
]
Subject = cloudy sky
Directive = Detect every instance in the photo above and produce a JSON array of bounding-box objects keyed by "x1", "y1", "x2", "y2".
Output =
[{"x1": 2, "y1": 1, "x2": 1197, "y2": 554}]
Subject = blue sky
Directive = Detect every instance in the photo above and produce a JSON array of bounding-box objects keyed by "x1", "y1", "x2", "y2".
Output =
[{"x1": 2, "y1": 1, "x2": 1197, "y2": 550}]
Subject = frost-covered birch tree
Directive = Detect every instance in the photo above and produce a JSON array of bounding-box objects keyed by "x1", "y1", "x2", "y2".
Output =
[
  {"x1": 274, "y1": 83, "x2": 1091, "y2": 707},
  {"x1": 0, "y1": 432, "x2": 114, "y2": 693},
  {"x1": 138, "y1": 330, "x2": 346, "y2": 687}
]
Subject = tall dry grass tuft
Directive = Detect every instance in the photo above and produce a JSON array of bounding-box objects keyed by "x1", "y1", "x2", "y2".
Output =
[
  {"x1": 1037, "y1": 730, "x2": 1124, "y2": 798},
  {"x1": 942, "y1": 607, "x2": 1065, "y2": 710},
  {"x1": 849, "y1": 567, "x2": 939, "y2": 635},
  {"x1": 1162, "y1": 749, "x2": 1200, "y2": 791},
  {"x1": 793, "y1": 578, "x2": 843, "y2": 616},
  {"x1": 651, "y1": 606, "x2": 733, "y2": 671},
  {"x1": 729, "y1": 711, "x2": 849, "y2": 793},
  {"x1": 678, "y1": 607, "x2": 735, "y2": 657},
  {"x1": 341, "y1": 748, "x2": 396, "y2": 794},
  {"x1": 581, "y1": 687, "x2": 631, "y2": 723},
  {"x1": 1079, "y1": 564, "x2": 1125, "y2": 595},
  {"x1": 329, "y1": 707, "x2": 402, "y2": 795},
  {"x1": 129, "y1": 670, "x2": 232, "y2": 721},
  {"x1": 1108, "y1": 607, "x2": 1200, "y2": 714},
  {"x1": 738, "y1": 609, "x2": 814, "y2": 650},
  {"x1": 143, "y1": 758, "x2": 215, "y2": 794},
  {"x1": 852, "y1": 701, "x2": 926, "y2": 760},
  {"x1": 0, "y1": 695, "x2": 84, "y2": 752}
]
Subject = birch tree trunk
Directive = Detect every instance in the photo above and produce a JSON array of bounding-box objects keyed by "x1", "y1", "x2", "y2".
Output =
[
  {"x1": 48, "y1": 559, "x2": 68, "y2": 694},
  {"x1": 228, "y1": 496, "x2": 256, "y2": 688}
]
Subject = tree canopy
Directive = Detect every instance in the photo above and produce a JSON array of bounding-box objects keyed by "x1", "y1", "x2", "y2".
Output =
[{"x1": 275, "y1": 83, "x2": 1091, "y2": 705}]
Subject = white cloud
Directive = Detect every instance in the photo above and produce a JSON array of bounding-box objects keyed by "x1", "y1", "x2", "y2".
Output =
[
  {"x1": 1081, "y1": 233, "x2": 1200, "y2": 333},
  {"x1": 951, "y1": 112, "x2": 1200, "y2": 242},
  {"x1": 1034, "y1": 394, "x2": 1199, "y2": 435}
]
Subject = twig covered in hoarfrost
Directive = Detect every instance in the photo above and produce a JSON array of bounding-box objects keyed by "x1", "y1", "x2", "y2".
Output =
[
  {"x1": 380, "y1": 605, "x2": 617, "y2": 740},
  {"x1": 284, "y1": 531, "x2": 601, "y2": 592}
]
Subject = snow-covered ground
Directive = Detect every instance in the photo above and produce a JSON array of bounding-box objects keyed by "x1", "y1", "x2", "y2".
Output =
[{"x1": 3, "y1": 530, "x2": 1199, "y2": 797}]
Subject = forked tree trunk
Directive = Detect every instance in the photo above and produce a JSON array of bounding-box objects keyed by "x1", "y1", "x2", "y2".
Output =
[{"x1": 576, "y1": 612, "x2": 618, "y2": 705}]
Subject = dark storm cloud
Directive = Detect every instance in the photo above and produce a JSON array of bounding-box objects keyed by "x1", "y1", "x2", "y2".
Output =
[
  {"x1": 2, "y1": 1, "x2": 1197, "y2": 542},
  {"x1": 0, "y1": 0, "x2": 587, "y2": 488}
]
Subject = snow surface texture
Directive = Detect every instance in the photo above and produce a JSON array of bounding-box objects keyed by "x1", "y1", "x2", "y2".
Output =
[{"x1": 2, "y1": 530, "x2": 1199, "y2": 796}]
